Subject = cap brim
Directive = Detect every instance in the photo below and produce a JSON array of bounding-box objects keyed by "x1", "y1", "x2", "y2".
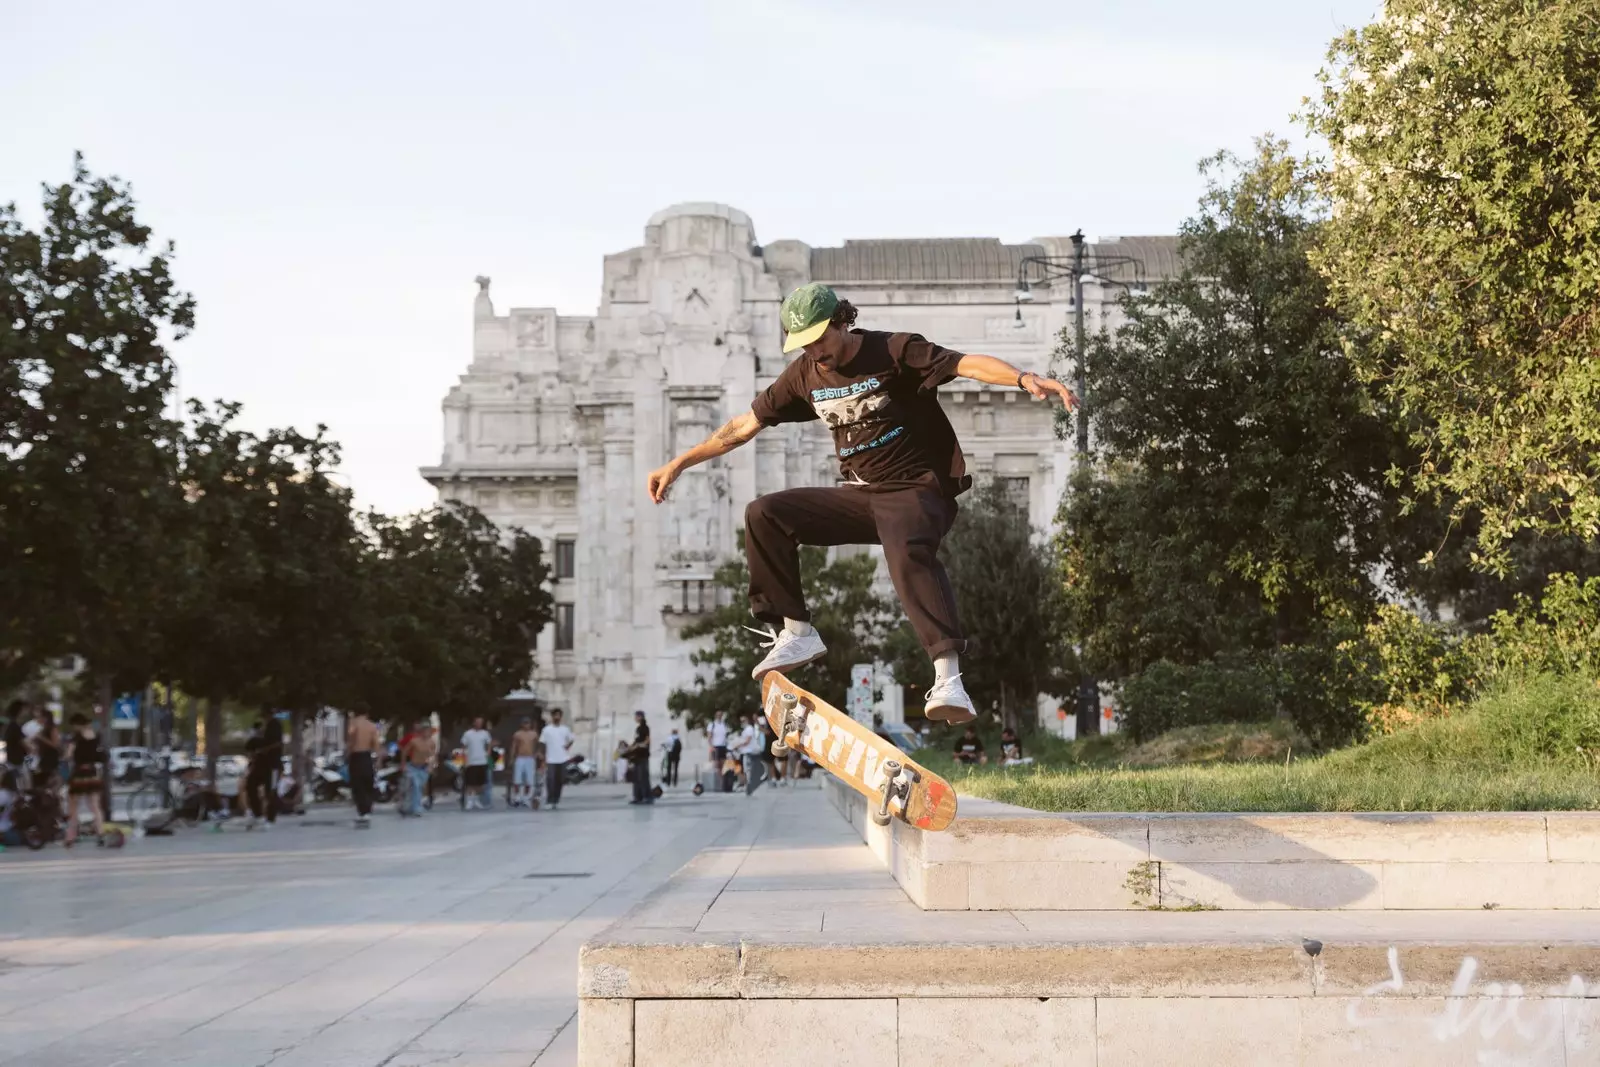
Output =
[{"x1": 782, "y1": 318, "x2": 830, "y2": 353}]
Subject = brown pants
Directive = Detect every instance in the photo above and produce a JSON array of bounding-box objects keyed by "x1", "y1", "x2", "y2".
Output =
[{"x1": 744, "y1": 485, "x2": 965, "y2": 657}]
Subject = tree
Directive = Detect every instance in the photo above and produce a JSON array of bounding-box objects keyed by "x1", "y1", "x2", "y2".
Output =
[
  {"x1": 0, "y1": 156, "x2": 194, "y2": 710},
  {"x1": 668, "y1": 543, "x2": 898, "y2": 730},
  {"x1": 886, "y1": 480, "x2": 1074, "y2": 731},
  {"x1": 1060, "y1": 141, "x2": 1425, "y2": 679},
  {"x1": 357, "y1": 505, "x2": 553, "y2": 735},
  {"x1": 163, "y1": 402, "x2": 364, "y2": 777},
  {"x1": 1306, "y1": 0, "x2": 1600, "y2": 571}
]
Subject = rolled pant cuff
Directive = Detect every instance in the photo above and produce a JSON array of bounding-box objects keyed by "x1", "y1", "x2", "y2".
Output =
[
  {"x1": 925, "y1": 638, "x2": 967, "y2": 657},
  {"x1": 748, "y1": 602, "x2": 809, "y2": 627}
]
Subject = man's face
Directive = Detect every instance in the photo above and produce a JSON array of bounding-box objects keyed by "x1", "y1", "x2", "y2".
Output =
[
  {"x1": 521, "y1": 718, "x2": 531, "y2": 729},
  {"x1": 552, "y1": 711, "x2": 563, "y2": 724},
  {"x1": 473, "y1": 718, "x2": 485, "y2": 730},
  {"x1": 799, "y1": 322, "x2": 848, "y2": 362}
]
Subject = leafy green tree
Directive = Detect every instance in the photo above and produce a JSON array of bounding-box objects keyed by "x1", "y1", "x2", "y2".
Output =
[
  {"x1": 357, "y1": 505, "x2": 553, "y2": 736},
  {"x1": 886, "y1": 480, "x2": 1074, "y2": 731},
  {"x1": 1061, "y1": 141, "x2": 1425, "y2": 679},
  {"x1": 668, "y1": 543, "x2": 897, "y2": 729},
  {"x1": 163, "y1": 402, "x2": 364, "y2": 776},
  {"x1": 0, "y1": 156, "x2": 194, "y2": 711},
  {"x1": 1305, "y1": 0, "x2": 1600, "y2": 570}
]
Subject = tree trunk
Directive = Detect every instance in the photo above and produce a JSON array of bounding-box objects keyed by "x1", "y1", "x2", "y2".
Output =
[
  {"x1": 97, "y1": 675, "x2": 115, "y2": 818},
  {"x1": 204, "y1": 696, "x2": 222, "y2": 783},
  {"x1": 290, "y1": 708, "x2": 305, "y2": 813}
]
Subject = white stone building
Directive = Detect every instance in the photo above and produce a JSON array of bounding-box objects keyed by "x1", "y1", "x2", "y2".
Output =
[{"x1": 423, "y1": 203, "x2": 1178, "y2": 761}]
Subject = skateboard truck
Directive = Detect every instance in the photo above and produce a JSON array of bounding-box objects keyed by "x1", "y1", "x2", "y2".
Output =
[
  {"x1": 871, "y1": 758, "x2": 920, "y2": 827},
  {"x1": 770, "y1": 691, "x2": 808, "y2": 758}
]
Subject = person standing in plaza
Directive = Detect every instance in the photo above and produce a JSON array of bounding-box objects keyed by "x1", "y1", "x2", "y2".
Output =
[
  {"x1": 461, "y1": 718, "x2": 493, "y2": 810},
  {"x1": 708, "y1": 712, "x2": 730, "y2": 792},
  {"x1": 346, "y1": 709, "x2": 380, "y2": 828},
  {"x1": 401, "y1": 725, "x2": 436, "y2": 817},
  {"x1": 509, "y1": 716, "x2": 540, "y2": 809},
  {"x1": 62, "y1": 714, "x2": 106, "y2": 847},
  {"x1": 627, "y1": 711, "x2": 653, "y2": 805},
  {"x1": 735, "y1": 713, "x2": 765, "y2": 796},
  {"x1": 646, "y1": 283, "x2": 1078, "y2": 724},
  {"x1": 662, "y1": 728, "x2": 682, "y2": 787},
  {"x1": 244, "y1": 716, "x2": 282, "y2": 831},
  {"x1": 29, "y1": 708, "x2": 61, "y2": 796},
  {"x1": 539, "y1": 709, "x2": 575, "y2": 811}
]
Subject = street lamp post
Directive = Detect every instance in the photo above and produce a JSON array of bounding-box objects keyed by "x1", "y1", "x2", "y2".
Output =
[{"x1": 1013, "y1": 232, "x2": 1145, "y2": 735}]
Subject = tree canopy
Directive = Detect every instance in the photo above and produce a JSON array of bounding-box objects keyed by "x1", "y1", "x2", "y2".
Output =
[
  {"x1": 1, "y1": 158, "x2": 555, "y2": 737},
  {"x1": 1061, "y1": 141, "x2": 1427, "y2": 679},
  {"x1": 1306, "y1": 0, "x2": 1600, "y2": 571}
]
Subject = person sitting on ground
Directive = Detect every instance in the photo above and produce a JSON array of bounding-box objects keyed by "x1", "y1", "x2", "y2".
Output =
[
  {"x1": 953, "y1": 726, "x2": 987, "y2": 766},
  {"x1": 63, "y1": 714, "x2": 106, "y2": 846}
]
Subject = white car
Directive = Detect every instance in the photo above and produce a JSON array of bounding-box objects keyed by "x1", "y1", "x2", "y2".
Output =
[{"x1": 109, "y1": 746, "x2": 151, "y2": 781}]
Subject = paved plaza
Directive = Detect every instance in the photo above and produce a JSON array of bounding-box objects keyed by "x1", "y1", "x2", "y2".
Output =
[{"x1": 0, "y1": 781, "x2": 769, "y2": 1067}]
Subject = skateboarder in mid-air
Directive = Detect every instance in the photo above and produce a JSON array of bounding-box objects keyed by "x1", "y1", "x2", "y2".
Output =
[{"x1": 647, "y1": 283, "x2": 1077, "y2": 725}]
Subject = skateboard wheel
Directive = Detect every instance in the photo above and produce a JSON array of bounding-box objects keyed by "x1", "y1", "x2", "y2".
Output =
[
  {"x1": 770, "y1": 741, "x2": 789, "y2": 758},
  {"x1": 870, "y1": 807, "x2": 893, "y2": 828}
]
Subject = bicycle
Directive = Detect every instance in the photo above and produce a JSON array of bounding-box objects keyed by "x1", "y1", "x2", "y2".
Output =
[{"x1": 126, "y1": 756, "x2": 203, "y2": 828}]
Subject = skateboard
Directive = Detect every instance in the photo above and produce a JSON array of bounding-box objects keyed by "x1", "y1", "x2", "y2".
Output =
[{"x1": 761, "y1": 671, "x2": 957, "y2": 832}]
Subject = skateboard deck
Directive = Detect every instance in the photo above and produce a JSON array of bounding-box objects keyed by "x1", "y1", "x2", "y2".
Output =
[{"x1": 761, "y1": 671, "x2": 957, "y2": 832}]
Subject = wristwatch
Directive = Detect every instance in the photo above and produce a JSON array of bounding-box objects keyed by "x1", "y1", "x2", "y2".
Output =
[{"x1": 1016, "y1": 372, "x2": 1034, "y2": 389}]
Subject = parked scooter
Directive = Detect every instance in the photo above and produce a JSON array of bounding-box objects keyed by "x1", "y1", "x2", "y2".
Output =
[
  {"x1": 312, "y1": 756, "x2": 349, "y2": 803},
  {"x1": 563, "y1": 755, "x2": 596, "y2": 785},
  {"x1": 373, "y1": 763, "x2": 400, "y2": 804}
]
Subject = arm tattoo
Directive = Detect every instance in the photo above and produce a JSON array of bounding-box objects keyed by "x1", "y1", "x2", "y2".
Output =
[{"x1": 711, "y1": 418, "x2": 746, "y2": 445}]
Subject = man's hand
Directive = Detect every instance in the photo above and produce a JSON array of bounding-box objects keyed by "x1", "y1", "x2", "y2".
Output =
[
  {"x1": 1021, "y1": 372, "x2": 1078, "y2": 410},
  {"x1": 647, "y1": 463, "x2": 680, "y2": 503}
]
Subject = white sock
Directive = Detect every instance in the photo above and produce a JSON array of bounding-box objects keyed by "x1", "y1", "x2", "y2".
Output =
[
  {"x1": 783, "y1": 618, "x2": 814, "y2": 637},
  {"x1": 934, "y1": 653, "x2": 960, "y2": 684}
]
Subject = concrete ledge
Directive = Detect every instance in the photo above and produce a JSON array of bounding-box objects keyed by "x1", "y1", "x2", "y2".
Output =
[
  {"x1": 827, "y1": 776, "x2": 1600, "y2": 911},
  {"x1": 578, "y1": 788, "x2": 1600, "y2": 1066}
]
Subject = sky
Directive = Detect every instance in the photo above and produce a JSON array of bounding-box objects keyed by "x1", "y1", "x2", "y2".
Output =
[{"x1": 3, "y1": 0, "x2": 1378, "y2": 515}]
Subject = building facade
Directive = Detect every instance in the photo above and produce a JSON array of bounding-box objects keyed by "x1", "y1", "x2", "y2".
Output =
[{"x1": 423, "y1": 203, "x2": 1177, "y2": 761}]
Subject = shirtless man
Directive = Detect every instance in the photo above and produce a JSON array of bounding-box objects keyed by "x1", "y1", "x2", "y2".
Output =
[
  {"x1": 401, "y1": 725, "x2": 437, "y2": 819},
  {"x1": 509, "y1": 717, "x2": 540, "y2": 810},
  {"x1": 347, "y1": 709, "x2": 381, "y2": 828}
]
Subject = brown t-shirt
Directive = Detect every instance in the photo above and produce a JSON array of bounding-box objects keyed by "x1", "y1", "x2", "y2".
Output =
[{"x1": 750, "y1": 330, "x2": 971, "y2": 496}]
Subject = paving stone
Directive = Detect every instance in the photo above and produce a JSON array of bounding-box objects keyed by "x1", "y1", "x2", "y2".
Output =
[
  {"x1": 634, "y1": 998, "x2": 896, "y2": 1066},
  {"x1": 1382, "y1": 861, "x2": 1600, "y2": 909},
  {"x1": 897, "y1": 997, "x2": 1095, "y2": 1066},
  {"x1": 576, "y1": 999, "x2": 631, "y2": 1067},
  {"x1": 1095, "y1": 996, "x2": 1301, "y2": 1066},
  {"x1": 1160, "y1": 860, "x2": 1385, "y2": 910}
]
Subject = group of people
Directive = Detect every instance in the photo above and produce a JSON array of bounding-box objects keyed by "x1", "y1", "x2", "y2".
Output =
[
  {"x1": 952, "y1": 724, "x2": 1026, "y2": 767},
  {"x1": 369, "y1": 708, "x2": 578, "y2": 827},
  {"x1": 706, "y1": 710, "x2": 804, "y2": 796},
  {"x1": 2, "y1": 700, "x2": 110, "y2": 848}
]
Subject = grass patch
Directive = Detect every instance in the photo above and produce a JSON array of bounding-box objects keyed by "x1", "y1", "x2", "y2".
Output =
[{"x1": 928, "y1": 675, "x2": 1600, "y2": 812}]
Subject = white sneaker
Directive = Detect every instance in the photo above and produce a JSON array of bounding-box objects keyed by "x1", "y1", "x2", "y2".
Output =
[
  {"x1": 924, "y1": 674, "x2": 976, "y2": 725},
  {"x1": 746, "y1": 624, "x2": 828, "y2": 680}
]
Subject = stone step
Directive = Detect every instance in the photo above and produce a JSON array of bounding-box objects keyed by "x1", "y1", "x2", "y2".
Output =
[
  {"x1": 827, "y1": 777, "x2": 1600, "y2": 911},
  {"x1": 577, "y1": 785, "x2": 1600, "y2": 1067}
]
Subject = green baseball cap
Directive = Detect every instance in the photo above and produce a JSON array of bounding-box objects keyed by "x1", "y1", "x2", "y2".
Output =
[{"x1": 780, "y1": 283, "x2": 839, "y2": 353}]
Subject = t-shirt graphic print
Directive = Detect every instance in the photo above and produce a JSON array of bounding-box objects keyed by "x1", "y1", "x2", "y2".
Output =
[{"x1": 751, "y1": 331, "x2": 971, "y2": 495}]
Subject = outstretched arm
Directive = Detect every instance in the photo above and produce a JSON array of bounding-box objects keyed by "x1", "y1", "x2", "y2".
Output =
[
  {"x1": 647, "y1": 410, "x2": 764, "y2": 503},
  {"x1": 954, "y1": 354, "x2": 1078, "y2": 409}
]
